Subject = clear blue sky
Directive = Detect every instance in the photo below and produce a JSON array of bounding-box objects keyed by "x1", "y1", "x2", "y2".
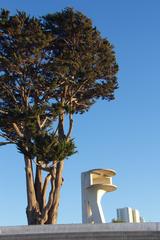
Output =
[{"x1": 0, "y1": 0, "x2": 160, "y2": 226}]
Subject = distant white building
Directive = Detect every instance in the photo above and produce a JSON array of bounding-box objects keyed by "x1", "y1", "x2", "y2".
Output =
[{"x1": 116, "y1": 207, "x2": 144, "y2": 223}]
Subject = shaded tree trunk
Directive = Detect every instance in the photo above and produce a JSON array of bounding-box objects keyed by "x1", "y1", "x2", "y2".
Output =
[
  {"x1": 34, "y1": 166, "x2": 43, "y2": 211},
  {"x1": 25, "y1": 156, "x2": 41, "y2": 224}
]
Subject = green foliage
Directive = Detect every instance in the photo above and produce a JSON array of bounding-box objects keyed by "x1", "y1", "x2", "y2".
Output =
[
  {"x1": 112, "y1": 218, "x2": 124, "y2": 223},
  {"x1": 32, "y1": 135, "x2": 76, "y2": 162},
  {"x1": 17, "y1": 134, "x2": 76, "y2": 163},
  {"x1": 42, "y1": 7, "x2": 118, "y2": 113},
  {"x1": 0, "y1": 8, "x2": 118, "y2": 167}
]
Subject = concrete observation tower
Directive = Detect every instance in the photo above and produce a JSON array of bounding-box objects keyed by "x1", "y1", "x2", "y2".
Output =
[{"x1": 81, "y1": 169, "x2": 117, "y2": 224}]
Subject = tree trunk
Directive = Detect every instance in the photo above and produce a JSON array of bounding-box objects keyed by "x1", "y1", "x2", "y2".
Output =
[
  {"x1": 24, "y1": 157, "x2": 64, "y2": 225},
  {"x1": 24, "y1": 111, "x2": 65, "y2": 225},
  {"x1": 35, "y1": 166, "x2": 43, "y2": 211},
  {"x1": 46, "y1": 111, "x2": 65, "y2": 224},
  {"x1": 24, "y1": 156, "x2": 40, "y2": 224},
  {"x1": 47, "y1": 161, "x2": 64, "y2": 224}
]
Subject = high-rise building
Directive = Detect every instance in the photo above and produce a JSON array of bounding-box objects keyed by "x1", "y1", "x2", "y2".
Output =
[{"x1": 116, "y1": 207, "x2": 144, "y2": 223}]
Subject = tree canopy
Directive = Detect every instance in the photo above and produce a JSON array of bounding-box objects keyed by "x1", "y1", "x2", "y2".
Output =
[{"x1": 0, "y1": 8, "x2": 118, "y2": 224}]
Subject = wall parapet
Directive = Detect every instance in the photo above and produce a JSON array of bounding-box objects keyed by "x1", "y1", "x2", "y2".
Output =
[{"x1": 0, "y1": 223, "x2": 160, "y2": 240}]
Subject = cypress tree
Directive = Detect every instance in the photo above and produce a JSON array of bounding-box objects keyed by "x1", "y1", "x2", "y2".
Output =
[{"x1": 0, "y1": 8, "x2": 118, "y2": 224}]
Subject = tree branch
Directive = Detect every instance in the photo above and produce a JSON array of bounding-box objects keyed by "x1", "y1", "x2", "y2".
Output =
[
  {"x1": 0, "y1": 109, "x2": 8, "y2": 114},
  {"x1": 1, "y1": 83, "x2": 17, "y2": 103},
  {"x1": 42, "y1": 174, "x2": 51, "y2": 208},
  {"x1": 66, "y1": 78, "x2": 90, "y2": 105},
  {"x1": 12, "y1": 123, "x2": 24, "y2": 138},
  {"x1": 58, "y1": 112, "x2": 65, "y2": 139},
  {"x1": 41, "y1": 172, "x2": 55, "y2": 223},
  {"x1": 47, "y1": 161, "x2": 64, "y2": 224},
  {"x1": 33, "y1": 158, "x2": 57, "y2": 172},
  {"x1": 0, "y1": 141, "x2": 13, "y2": 146},
  {"x1": 37, "y1": 115, "x2": 41, "y2": 129},
  {"x1": 0, "y1": 134, "x2": 16, "y2": 143},
  {"x1": 52, "y1": 123, "x2": 59, "y2": 136},
  {"x1": 40, "y1": 117, "x2": 50, "y2": 129},
  {"x1": 24, "y1": 155, "x2": 38, "y2": 211},
  {"x1": 35, "y1": 166, "x2": 43, "y2": 211},
  {"x1": 66, "y1": 113, "x2": 73, "y2": 139},
  {"x1": 37, "y1": 116, "x2": 51, "y2": 130}
]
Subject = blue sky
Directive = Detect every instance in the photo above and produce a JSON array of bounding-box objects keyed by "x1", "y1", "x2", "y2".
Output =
[{"x1": 0, "y1": 0, "x2": 160, "y2": 225}]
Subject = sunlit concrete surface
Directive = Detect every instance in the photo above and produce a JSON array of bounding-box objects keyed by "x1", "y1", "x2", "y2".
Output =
[
  {"x1": 81, "y1": 169, "x2": 117, "y2": 223},
  {"x1": 1, "y1": 223, "x2": 160, "y2": 240}
]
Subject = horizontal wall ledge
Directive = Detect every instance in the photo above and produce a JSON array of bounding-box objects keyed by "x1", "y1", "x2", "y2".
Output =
[{"x1": 0, "y1": 223, "x2": 160, "y2": 240}]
